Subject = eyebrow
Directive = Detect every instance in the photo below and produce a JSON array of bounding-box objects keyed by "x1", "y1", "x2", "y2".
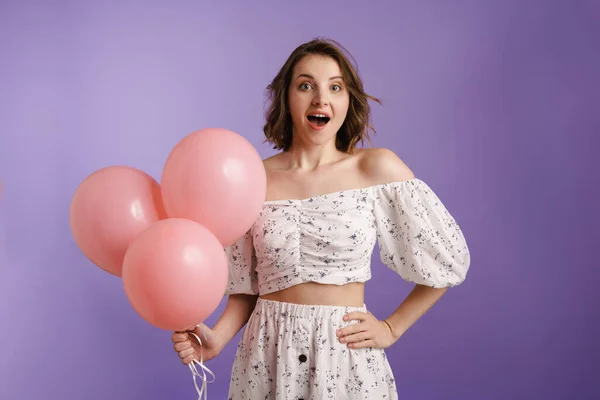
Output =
[{"x1": 295, "y1": 73, "x2": 343, "y2": 81}]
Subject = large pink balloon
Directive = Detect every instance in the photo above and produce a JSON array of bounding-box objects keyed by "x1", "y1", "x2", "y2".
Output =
[
  {"x1": 161, "y1": 128, "x2": 266, "y2": 247},
  {"x1": 121, "y1": 218, "x2": 228, "y2": 331},
  {"x1": 70, "y1": 166, "x2": 167, "y2": 277}
]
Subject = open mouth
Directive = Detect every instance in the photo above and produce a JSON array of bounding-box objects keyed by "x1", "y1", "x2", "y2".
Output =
[{"x1": 307, "y1": 114, "x2": 331, "y2": 127}]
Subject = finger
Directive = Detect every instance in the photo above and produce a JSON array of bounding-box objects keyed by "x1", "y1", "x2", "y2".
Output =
[
  {"x1": 189, "y1": 328, "x2": 206, "y2": 345},
  {"x1": 173, "y1": 341, "x2": 192, "y2": 351},
  {"x1": 336, "y1": 323, "x2": 368, "y2": 338},
  {"x1": 173, "y1": 323, "x2": 198, "y2": 334},
  {"x1": 193, "y1": 322, "x2": 208, "y2": 333},
  {"x1": 172, "y1": 333, "x2": 189, "y2": 343},
  {"x1": 182, "y1": 353, "x2": 197, "y2": 365},
  {"x1": 348, "y1": 339, "x2": 375, "y2": 349},
  {"x1": 178, "y1": 347, "x2": 195, "y2": 359},
  {"x1": 192, "y1": 323, "x2": 214, "y2": 345},
  {"x1": 343, "y1": 311, "x2": 370, "y2": 322},
  {"x1": 340, "y1": 331, "x2": 371, "y2": 344},
  {"x1": 193, "y1": 323, "x2": 211, "y2": 341}
]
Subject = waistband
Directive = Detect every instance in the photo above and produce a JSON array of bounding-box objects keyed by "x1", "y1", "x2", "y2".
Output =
[{"x1": 254, "y1": 297, "x2": 367, "y2": 320}]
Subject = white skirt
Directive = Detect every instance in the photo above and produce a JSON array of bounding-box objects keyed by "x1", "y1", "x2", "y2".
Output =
[{"x1": 228, "y1": 298, "x2": 398, "y2": 399}]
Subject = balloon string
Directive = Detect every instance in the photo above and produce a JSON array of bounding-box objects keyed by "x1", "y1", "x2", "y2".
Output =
[{"x1": 188, "y1": 326, "x2": 216, "y2": 400}]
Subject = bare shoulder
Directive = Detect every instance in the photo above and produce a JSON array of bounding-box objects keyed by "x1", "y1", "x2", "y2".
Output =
[
  {"x1": 262, "y1": 153, "x2": 288, "y2": 193},
  {"x1": 262, "y1": 152, "x2": 287, "y2": 174},
  {"x1": 356, "y1": 147, "x2": 415, "y2": 185},
  {"x1": 262, "y1": 153, "x2": 280, "y2": 168}
]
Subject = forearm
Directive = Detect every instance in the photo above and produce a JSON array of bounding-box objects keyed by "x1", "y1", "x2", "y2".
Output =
[
  {"x1": 212, "y1": 294, "x2": 258, "y2": 347},
  {"x1": 384, "y1": 284, "x2": 448, "y2": 340}
]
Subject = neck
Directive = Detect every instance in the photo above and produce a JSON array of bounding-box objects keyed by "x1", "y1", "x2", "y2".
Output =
[{"x1": 285, "y1": 141, "x2": 342, "y2": 171}]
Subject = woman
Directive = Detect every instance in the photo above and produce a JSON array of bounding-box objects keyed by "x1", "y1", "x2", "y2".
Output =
[{"x1": 172, "y1": 38, "x2": 471, "y2": 399}]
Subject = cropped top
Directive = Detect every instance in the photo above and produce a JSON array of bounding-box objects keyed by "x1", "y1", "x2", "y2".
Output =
[{"x1": 224, "y1": 178, "x2": 470, "y2": 296}]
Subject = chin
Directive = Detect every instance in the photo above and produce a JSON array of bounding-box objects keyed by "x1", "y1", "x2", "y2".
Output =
[
  {"x1": 294, "y1": 121, "x2": 340, "y2": 147},
  {"x1": 307, "y1": 129, "x2": 337, "y2": 143}
]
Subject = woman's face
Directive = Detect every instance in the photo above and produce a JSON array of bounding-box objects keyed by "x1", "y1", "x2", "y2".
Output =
[{"x1": 287, "y1": 54, "x2": 350, "y2": 149}]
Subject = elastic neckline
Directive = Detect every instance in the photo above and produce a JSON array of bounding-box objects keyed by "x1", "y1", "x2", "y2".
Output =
[{"x1": 262, "y1": 178, "x2": 420, "y2": 205}]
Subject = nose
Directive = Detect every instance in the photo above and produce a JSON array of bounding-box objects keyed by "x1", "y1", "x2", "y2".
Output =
[{"x1": 312, "y1": 89, "x2": 329, "y2": 106}]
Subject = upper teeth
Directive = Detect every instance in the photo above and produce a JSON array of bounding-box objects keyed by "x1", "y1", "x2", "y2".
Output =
[{"x1": 311, "y1": 114, "x2": 327, "y2": 118}]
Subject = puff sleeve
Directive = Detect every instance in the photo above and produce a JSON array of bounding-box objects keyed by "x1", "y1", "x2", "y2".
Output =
[
  {"x1": 224, "y1": 229, "x2": 259, "y2": 295},
  {"x1": 373, "y1": 179, "x2": 471, "y2": 288}
]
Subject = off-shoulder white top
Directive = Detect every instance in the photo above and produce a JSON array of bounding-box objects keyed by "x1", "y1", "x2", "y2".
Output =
[{"x1": 225, "y1": 179, "x2": 470, "y2": 295}]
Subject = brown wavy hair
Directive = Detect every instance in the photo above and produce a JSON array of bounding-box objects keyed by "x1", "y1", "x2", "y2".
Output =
[{"x1": 263, "y1": 38, "x2": 381, "y2": 153}]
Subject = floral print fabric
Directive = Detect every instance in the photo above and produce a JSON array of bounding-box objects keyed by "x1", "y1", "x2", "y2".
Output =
[
  {"x1": 228, "y1": 298, "x2": 398, "y2": 399},
  {"x1": 225, "y1": 179, "x2": 470, "y2": 296}
]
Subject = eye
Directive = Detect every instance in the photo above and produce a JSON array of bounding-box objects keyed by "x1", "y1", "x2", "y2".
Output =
[
  {"x1": 300, "y1": 82, "x2": 312, "y2": 91},
  {"x1": 331, "y1": 84, "x2": 342, "y2": 92}
]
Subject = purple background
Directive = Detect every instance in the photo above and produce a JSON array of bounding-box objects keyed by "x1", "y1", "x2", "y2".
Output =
[{"x1": 1, "y1": 1, "x2": 598, "y2": 399}]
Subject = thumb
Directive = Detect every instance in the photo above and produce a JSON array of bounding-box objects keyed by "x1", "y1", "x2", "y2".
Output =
[{"x1": 191, "y1": 323, "x2": 216, "y2": 347}]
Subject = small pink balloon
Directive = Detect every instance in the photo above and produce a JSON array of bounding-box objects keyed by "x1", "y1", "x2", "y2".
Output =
[
  {"x1": 70, "y1": 166, "x2": 167, "y2": 277},
  {"x1": 161, "y1": 128, "x2": 266, "y2": 247},
  {"x1": 121, "y1": 218, "x2": 228, "y2": 331}
]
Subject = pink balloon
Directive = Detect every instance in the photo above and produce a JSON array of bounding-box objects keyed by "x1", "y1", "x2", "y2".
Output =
[
  {"x1": 161, "y1": 128, "x2": 267, "y2": 247},
  {"x1": 121, "y1": 218, "x2": 228, "y2": 331},
  {"x1": 70, "y1": 166, "x2": 167, "y2": 277}
]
